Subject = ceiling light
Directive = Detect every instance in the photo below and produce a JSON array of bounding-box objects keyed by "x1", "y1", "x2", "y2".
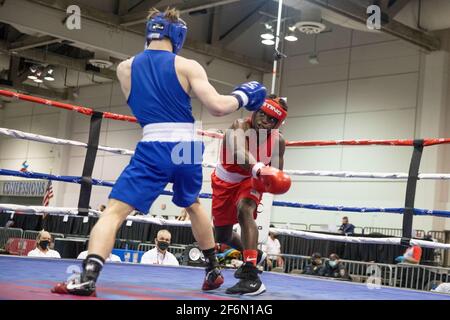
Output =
[
  {"x1": 27, "y1": 75, "x2": 38, "y2": 80},
  {"x1": 261, "y1": 33, "x2": 274, "y2": 40},
  {"x1": 34, "y1": 78, "x2": 44, "y2": 83},
  {"x1": 44, "y1": 75, "x2": 55, "y2": 81},
  {"x1": 261, "y1": 39, "x2": 275, "y2": 46},
  {"x1": 284, "y1": 34, "x2": 298, "y2": 42}
]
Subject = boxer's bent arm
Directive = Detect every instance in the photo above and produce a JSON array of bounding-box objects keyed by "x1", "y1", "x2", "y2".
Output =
[
  {"x1": 186, "y1": 60, "x2": 239, "y2": 116},
  {"x1": 224, "y1": 120, "x2": 257, "y2": 171},
  {"x1": 117, "y1": 58, "x2": 134, "y2": 100},
  {"x1": 270, "y1": 135, "x2": 286, "y2": 170}
]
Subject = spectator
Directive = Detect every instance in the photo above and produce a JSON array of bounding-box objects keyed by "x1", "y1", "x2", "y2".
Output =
[
  {"x1": 141, "y1": 229, "x2": 179, "y2": 266},
  {"x1": 176, "y1": 208, "x2": 190, "y2": 221},
  {"x1": 262, "y1": 230, "x2": 284, "y2": 270},
  {"x1": 338, "y1": 216, "x2": 355, "y2": 235},
  {"x1": 322, "y1": 254, "x2": 351, "y2": 280},
  {"x1": 98, "y1": 205, "x2": 106, "y2": 212},
  {"x1": 27, "y1": 230, "x2": 61, "y2": 258},
  {"x1": 395, "y1": 244, "x2": 422, "y2": 264},
  {"x1": 77, "y1": 250, "x2": 121, "y2": 262},
  {"x1": 302, "y1": 252, "x2": 325, "y2": 276}
]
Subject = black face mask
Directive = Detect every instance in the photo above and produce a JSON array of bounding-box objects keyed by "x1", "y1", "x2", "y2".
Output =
[
  {"x1": 39, "y1": 240, "x2": 50, "y2": 250},
  {"x1": 157, "y1": 241, "x2": 169, "y2": 251}
]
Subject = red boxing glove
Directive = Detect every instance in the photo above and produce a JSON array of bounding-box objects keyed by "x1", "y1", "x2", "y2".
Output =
[{"x1": 251, "y1": 165, "x2": 291, "y2": 195}]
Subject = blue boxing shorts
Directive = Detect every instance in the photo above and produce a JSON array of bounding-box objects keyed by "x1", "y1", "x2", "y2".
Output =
[{"x1": 109, "y1": 140, "x2": 204, "y2": 213}]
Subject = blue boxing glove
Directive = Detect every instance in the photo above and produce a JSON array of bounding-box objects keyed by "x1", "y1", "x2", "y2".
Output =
[
  {"x1": 395, "y1": 256, "x2": 405, "y2": 263},
  {"x1": 231, "y1": 81, "x2": 267, "y2": 112}
]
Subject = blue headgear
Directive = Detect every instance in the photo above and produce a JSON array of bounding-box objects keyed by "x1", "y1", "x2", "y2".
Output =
[{"x1": 145, "y1": 13, "x2": 187, "y2": 54}]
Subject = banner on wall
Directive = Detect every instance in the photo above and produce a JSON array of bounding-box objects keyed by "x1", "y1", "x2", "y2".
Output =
[{"x1": 0, "y1": 180, "x2": 47, "y2": 197}]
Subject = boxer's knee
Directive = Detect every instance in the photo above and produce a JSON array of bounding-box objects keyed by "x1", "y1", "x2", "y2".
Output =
[{"x1": 237, "y1": 199, "x2": 257, "y2": 228}]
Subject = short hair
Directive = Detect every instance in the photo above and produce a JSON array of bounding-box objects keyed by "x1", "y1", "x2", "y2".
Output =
[
  {"x1": 36, "y1": 230, "x2": 51, "y2": 241},
  {"x1": 156, "y1": 229, "x2": 171, "y2": 239},
  {"x1": 330, "y1": 253, "x2": 339, "y2": 260},
  {"x1": 342, "y1": 216, "x2": 348, "y2": 220},
  {"x1": 311, "y1": 252, "x2": 321, "y2": 259},
  {"x1": 147, "y1": 7, "x2": 183, "y2": 23}
]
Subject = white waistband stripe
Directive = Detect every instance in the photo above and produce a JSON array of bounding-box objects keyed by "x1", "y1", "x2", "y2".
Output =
[
  {"x1": 141, "y1": 123, "x2": 200, "y2": 142},
  {"x1": 215, "y1": 163, "x2": 250, "y2": 183}
]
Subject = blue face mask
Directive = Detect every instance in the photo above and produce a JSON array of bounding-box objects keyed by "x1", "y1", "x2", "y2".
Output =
[{"x1": 329, "y1": 260, "x2": 337, "y2": 267}]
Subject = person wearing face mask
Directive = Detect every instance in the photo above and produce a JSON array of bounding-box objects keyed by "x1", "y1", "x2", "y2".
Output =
[
  {"x1": 323, "y1": 254, "x2": 351, "y2": 280},
  {"x1": 27, "y1": 230, "x2": 61, "y2": 258},
  {"x1": 140, "y1": 229, "x2": 179, "y2": 266},
  {"x1": 302, "y1": 252, "x2": 325, "y2": 276}
]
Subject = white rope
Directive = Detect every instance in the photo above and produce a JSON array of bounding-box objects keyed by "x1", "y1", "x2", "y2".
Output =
[
  {"x1": 3, "y1": 127, "x2": 450, "y2": 180},
  {"x1": 270, "y1": 228, "x2": 450, "y2": 250},
  {"x1": 1, "y1": 204, "x2": 449, "y2": 250},
  {"x1": 203, "y1": 163, "x2": 450, "y2": 180},
  {"x1": 0, "y1": 128, "x2": 134, "y2": 156}
]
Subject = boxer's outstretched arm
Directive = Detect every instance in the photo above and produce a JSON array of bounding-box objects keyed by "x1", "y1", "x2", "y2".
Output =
[{"x1": 186, "y1": 60, "x2": 240, "y2": 116}]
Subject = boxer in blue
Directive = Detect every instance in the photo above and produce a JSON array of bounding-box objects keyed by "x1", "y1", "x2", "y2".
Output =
[{"x1": 52, "y1": 7, "x2": 266, "y2": 297}]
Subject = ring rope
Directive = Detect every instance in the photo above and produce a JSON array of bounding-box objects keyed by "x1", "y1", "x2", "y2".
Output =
[
  {"x1": 3, "y1": 128, "x2": 450, "y2": 181},
  {"x1": 1, "y1": 169, "x2": 450, "y2": 218},
  {"x1": 1, "y1": 89, "x2": 450, "y2": 147},
  {"x1": 1, "y1": 204, "x2": 448, "y2": 250}
]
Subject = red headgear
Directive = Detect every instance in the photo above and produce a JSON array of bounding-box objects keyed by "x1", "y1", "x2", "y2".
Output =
[{"x1": 252, "y1": 98, "x2": 287, "y2": 129}]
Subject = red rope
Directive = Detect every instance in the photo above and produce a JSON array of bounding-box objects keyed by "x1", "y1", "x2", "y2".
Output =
[{"x1": 1, "y1": 89, "x2": 450, "y2": 147}]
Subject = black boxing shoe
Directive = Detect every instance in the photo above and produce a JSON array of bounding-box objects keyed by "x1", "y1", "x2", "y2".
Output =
[
  {"x1": 226, "y1": 263, "x2": 266, "y2": 296},
  {"x1": 234, "y1": 250, "x2": 266, "y2": 279}
]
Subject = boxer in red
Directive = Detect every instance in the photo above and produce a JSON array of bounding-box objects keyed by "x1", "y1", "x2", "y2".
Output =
[{"x1": 211, "y1": 95, "x2": 291, "y2": 295}]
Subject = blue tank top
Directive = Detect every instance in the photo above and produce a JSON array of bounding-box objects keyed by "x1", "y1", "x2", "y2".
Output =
[{"x1": 128, "y1": 50, "x2": 194, "y2": 127}]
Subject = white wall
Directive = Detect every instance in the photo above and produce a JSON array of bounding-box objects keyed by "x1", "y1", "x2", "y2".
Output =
[{"x1": 275, "y1": 26, "x2": 450, "y2": 233}]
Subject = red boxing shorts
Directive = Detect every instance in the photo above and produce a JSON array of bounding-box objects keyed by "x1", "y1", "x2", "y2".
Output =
[{"x1": 211, "y1": 171, "x2": 262, "y2": 227}]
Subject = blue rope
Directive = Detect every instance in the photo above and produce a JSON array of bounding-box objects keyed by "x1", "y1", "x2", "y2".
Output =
[{"x1": 2, "y1": 169, "x2": 449, "y2": 218}]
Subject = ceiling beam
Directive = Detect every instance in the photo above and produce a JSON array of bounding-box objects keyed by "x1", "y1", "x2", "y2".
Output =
[
  {"x1": 26, "y1": 0, "x2": 121, "y2": 26},
  {"x1": 219, "y1": 0, "x2": 271, "y2": 47},
  {"x1": 120, "y1": 0, "x2": 241, "y2": 27},
  {"x1": 127, "y1": 0, "x2": 164, "y2": 14},
  {"x1": 0, "y1": 0, "x2": 270, "y2": 72},
  {"x1": 9, "y1": 35, "x2": 63, "y2": 52},
  {"x1": 116, "y1": 0, "x2": 130, "y2": 16},
  {"x1": 385, "y1": 0, "x2": 412, "y2": 18},
  {"x1": 305, "y1": 0, "x2": 440, "y2": 52}
]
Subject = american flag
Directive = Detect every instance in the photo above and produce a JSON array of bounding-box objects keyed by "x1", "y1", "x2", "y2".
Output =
[{"x1": 42, "y1": 180, "x2": 54, "y2": 206}]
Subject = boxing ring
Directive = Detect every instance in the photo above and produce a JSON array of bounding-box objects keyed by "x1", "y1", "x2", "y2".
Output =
[
  {"x1": 1, "y1": 256, "x2": 449, "y2": 300},
  {"x1": 1, "y1": 89, "x2": 450, "y2": 300}
]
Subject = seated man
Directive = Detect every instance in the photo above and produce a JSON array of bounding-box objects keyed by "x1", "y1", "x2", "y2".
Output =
[
  {"x1": 262, "y1": 230, "x2": 284, "y2": 271},
  {"x1": 395, "y1": 244, "x2": 422, "y2": 264},
  {"x1": 338, "y1": 216, "x2": 355, "y2": 235},
  {"x1": 27, "y1": 230, "x2": 61, "y2": 258},
  {"x1": 302, "y1": 253, "x2": 325, "y2": 276},
  {"x1": 141, "y1": 229, "x2": 179, "y2": 266},
  {"x1": 322, "y1": 254, "x2": 351, "y2": 280}
]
